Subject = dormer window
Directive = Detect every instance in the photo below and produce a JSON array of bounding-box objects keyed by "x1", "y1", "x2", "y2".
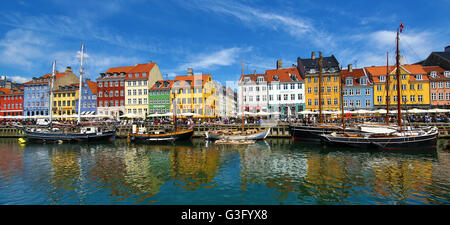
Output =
[
  {"x1": 290, "y1": 73, "x2": 297, "y2": 81},
  {"x1": 244, "y1": 77, "x2": 250, "y2": 83},
  {"x1": 345, "y1": 77, "x2": 353, "y2": 86},
  {"x1": 380, "y1": 76, "x2": 386, "y2": 82},
  {"x1": 155, "y1": 82, "x2": 161, "y2": 88},
  {"x1": 444, "y1": 71, "x2": 450, "y2": 77},
  {"x1": 273, "y1": 75, "x2": 279, "y2": 81},
  {"x1": 416, "y1": 74, "x2": 423, "y2": 80},
  {"x1": 257, "y1": 77, "x2": 264, "y2": 82},
  {"x1": 128, "y1": 73, "x2": 132, "y2": 78},
  {"x1": 309, "y1": 68, "x2": 316, "y2": 73},
  {"x1": 430, "y1": 71, "x2": 438, "y2": 78},
  {"x1": 329, "y1": 68, "x2": 336, "y2": 73},
  {"x1": 360, "y1": 77, "x2": 367, "y2": 85}
]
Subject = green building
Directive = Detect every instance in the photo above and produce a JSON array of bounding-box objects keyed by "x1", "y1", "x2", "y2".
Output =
[{"x1": 149, "y1": 80, "x2": 173, "y2": 114}]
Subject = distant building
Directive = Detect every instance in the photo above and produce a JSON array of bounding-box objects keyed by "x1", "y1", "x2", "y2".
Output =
[
  {"x1": 417, "y1": 46, "x2": 450, "y2": 70},
  {"x1": 52, "y1": 83, "x2": 79, "y2": 119},
  {"x1": 238, "y1": 72, "x2": 268, "y2": 115},
  {"x1": 0, "y1": 76, "x2": 22, "y2": 89},
  {"x1": 342, "y1": 65, "x2": 374, "y2": 110},
  {"x1": 0, "y1": 87, "x2": 24, "y2": 117}
]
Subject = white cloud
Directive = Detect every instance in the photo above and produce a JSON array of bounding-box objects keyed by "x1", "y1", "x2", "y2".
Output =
[{"x1": 8, "y1": 76, "x2": 29, "y2": 83}]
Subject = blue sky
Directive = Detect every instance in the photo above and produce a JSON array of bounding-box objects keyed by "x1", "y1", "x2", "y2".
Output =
[{"x1": 0, "y1": 0, "x2": 448, "y2": 87}]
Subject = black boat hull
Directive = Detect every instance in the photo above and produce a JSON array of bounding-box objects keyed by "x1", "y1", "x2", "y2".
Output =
[
  {"x1": 289, "y1": 125, "x2": 357, "y2": 142},
  {"x1": 319, "y1": 131, "x2": 438, "y2": 150},
  {"x1": 24, "y1": 130, "x2": 116, "y2": 143}
]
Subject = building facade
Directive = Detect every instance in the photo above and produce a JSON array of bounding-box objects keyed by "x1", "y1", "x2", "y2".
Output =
[
  {"x1": 423, "y1": 66, "x2": 450, "y2": 108},
  {"x1": 124, "y1": 62, "x2": 163, "y2": 117},
  {"x1": 266, "y1": 61, "x2": 305, "y2": 119},
  {"x1": 342, "y1": 65, "x2": 374, "y2": 110},
  {"x1": 238, "y1": 73, "x2": 268, "y2": 115},
  {"x1": 23, "y1": 67, "x2": 78, "y2": 117},
  {"x1": 297, "y1": 52, "x2": 341, "y2": 112},
  {"x1": 80, "y1": 79, "x2": 97, "y2": 115},
  {"x1": 52, "y1": 83, "x2": 78, "y2": 119},
  {"x1": 149, "y1": 80, "x2": 173, "y2": 114},
  {"x1": 367, "y1": 64, "x2": 431, "y2": 109},
  {"x1": 97, "y1": 67, "x2": 129, "y2": 118},
  {"x1": 172, "y1": 70, "x2": 215, "y2": 118},
  {"x1": 0, "y1": 87, "x2": 24, "y2": 117}
]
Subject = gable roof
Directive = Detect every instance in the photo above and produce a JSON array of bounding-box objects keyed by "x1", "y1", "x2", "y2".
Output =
[
  {"x1": 23, "y1": 72, "x2": 68, "y2": 85},
  {"x1": 342, "y1": 68, "x2": 370, "y2": 86},
  {"x1": 173, "y1": 74, "x2": 211, "y2": 87},
  {"x1": 86, "y1": 80, "x2": 98, "y2": 94},
  {"x1": 239, "y1": 73, "x2": 267, "y2": 83},
  {"x1": 265, "y1": 67, "x2": 303, "y2": 82},
  {"x1": 297, "y1": 54, "x2": 340, "y2": 77}
]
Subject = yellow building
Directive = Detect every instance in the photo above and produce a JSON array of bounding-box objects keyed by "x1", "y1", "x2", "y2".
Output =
[
  {"x1": 52, "y1": 83, "x2": 79, "y2": 120},
  {"x1": 171, "y1": 69, "x2": 216, "y2": 118},
  {"x1": 297, "y1": 52, "x2": 341, "y2": 112},
  {"x1": 366, "y1": 64, "x2": 431, "y2": 109}
]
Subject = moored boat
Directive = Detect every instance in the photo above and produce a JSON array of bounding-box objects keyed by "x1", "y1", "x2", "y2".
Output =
[
  {"x1": 127, "y1": 126, "x2": 194, "y2": 143},
  {"x1": 205, "y1": 128, "x2": 270, "y2": 140}
]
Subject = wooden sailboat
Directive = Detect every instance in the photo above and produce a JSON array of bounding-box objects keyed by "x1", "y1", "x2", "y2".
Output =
[
  {"x1": 319, "y1": 24, "x2": 439, "y2": 150},
  {"x1": 23, "y1": 43, "x2": 116, "y2": 143},
  {"x1": 205, "y1": 59, "x2": 270, "y2": 142},
  {"x1": 127, "y1": 86, "x2": 194, "y2": 143}
]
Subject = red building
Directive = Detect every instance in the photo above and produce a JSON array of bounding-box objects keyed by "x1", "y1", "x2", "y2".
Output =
[
  {"x1": 96, "y1": 67, "x2": 129, "y2": 118},
  {"x1": 0, "y1": 87, "x2": 24, "y2": 117}
]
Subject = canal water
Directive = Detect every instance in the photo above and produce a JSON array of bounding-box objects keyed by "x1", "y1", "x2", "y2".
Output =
[{"x1": 0, "y1": 138, "x2": 448, "y2": 205}]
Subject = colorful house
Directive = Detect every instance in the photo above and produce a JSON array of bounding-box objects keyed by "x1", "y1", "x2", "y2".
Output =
[
  {"x1": 172, "y1": 69, "x2": 215, "y2": 118},
  {"x1": 238, "y1": 73, "x2": 268, "y2": 115},
  {"x1": 297, "y1": 52, "x2": 341, "y2": 112},
  {"x1": 366, "y1": 64, "x2": 431, "y2": 109},
  {"x1": 0, "y1": 87, "x2": 24, "y2": 117},
  {"x1": 423, "y1": 66, "x2": 450, "y2": 108},
  {"x1": 342, "y1": 65, "x2": 374, "y2": 110},
  {"x1": 149, "y1": 80, "x2": 173, "y2": 114},
  {"x1": 52, "y1": 83, "x2": 79, "y2": 119},
  {"x1": 80, "y1": 79, "x2": 97, "y2": 115},
  {"x1": 97, "y1": 67, "x2": 128, "y2": 118},
  {"x1": 266, "y1": 61, "x2": 305, "y2": 119},
  {"x1": 23, "y1": 67, "x2": 78, "y2": 117}
]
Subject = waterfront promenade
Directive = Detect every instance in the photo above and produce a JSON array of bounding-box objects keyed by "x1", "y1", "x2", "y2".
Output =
[{"x1": 2, "y1": 122, "x2": 450, "y2": 138}]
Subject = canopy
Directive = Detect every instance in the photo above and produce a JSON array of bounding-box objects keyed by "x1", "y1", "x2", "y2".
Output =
[
  {"x1": 297, "y1": 110, "x2": 318, "y2": 115},
  {"x1": 427, "y1": 108, "x2": 450, "y2": 113},
  {"x1": 407, "y1": 108, "x2": 428, "y2": 114},
  {"x1": 119, "y1": 113, "x2": 142, "y2": 118}
]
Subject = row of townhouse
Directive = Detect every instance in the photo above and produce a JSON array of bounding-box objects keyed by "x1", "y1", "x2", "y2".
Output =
[
  {"x1": 238, "y1": 51, "x2": 450, "y2": 119},
  {"x1": 148, "y1": 68, "x2": 237, "y2": 118}
]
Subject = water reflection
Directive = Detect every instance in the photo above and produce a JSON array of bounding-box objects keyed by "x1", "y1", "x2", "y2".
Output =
[{"x1": 0, "y1": 138, "x2": 448, "y2": 205}]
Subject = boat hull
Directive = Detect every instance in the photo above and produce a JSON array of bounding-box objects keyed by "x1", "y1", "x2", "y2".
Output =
[
  {"x1": 289, "y1": 125, "x2": 358, "y2": 142},
  {"x1": 24, "y1": 130, "x2": 116, "y2": 143},
  {"x1": 319, "y1": 131, "x2": 438, "y2": 150},
  {"x1": 205, "y1": 128, "x2": 270, "y2": 140},
  {"x1": 128, "y1": 129, "x2": 194, "y2": 143}
]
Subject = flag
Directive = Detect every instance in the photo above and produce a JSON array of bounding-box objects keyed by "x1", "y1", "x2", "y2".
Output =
[{"x1": 399, "y1": 23, "x2": 404, "y2": 32}]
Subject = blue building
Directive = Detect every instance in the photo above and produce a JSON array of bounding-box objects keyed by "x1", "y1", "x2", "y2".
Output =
[
  {"x1": 80, "y1": 79, "x2": 98, "y2": 115},
  {"x1": 23, "y1": 67, "x2": 79, "y2": 117},
  {"x1": 342, "y1": 66, "x2": 374, "y2": 110}
]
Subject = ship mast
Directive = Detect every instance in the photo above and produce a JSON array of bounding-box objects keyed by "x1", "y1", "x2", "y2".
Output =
[
  {"x1": 241, "y1": 59, "x2": 245, "y2": 132},
  {"x1": 48, "y1": 61, "x2": 56, "y2": 124},
  {"x1": 339, "y1": 66, "x2": 345, "y2": 134},
  {"x1": 395, "y1": 27, "x2": 402, "y2": 132},
  {"x1": 77, "y1": 43, "x2": 85, "y2": 124},
  {"x1": 318, "y1": 51, "x2": 323, "y2": 123},
  {"x1": 386, "y1": 52, "x2": 390, "y2": 126}
]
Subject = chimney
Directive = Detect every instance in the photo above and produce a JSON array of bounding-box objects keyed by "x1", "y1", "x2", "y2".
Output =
[
  {"x1": 445, "y1": 45, "x2": 450, "y2": 52},
  {"x1": 399, "y1": 55, "x2": 404, "y2": 65},
  {"x1": 148, "y1": 60, "x2": 152, "y2": 64},
  {"x1": 311, "y1": 51, "x2": 316, "y2": 59},
  {"x1": 187, "y1": 68, "x2": 193, "y2": 75},
  {"x1": 276, "y1": 59, "x2": 282, "y2": 69},
  {"x1": 65, "y1": 66, "x2": 72, "y2": 73},
  {"x1": 348, "y1": 64, "x2": 353, "y2": 72},
  {"x1": 135, "y1": 63, "x2": 139, "y2": 66}
]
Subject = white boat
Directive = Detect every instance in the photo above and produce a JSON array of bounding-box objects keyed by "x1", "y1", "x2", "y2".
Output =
[{"x1": 205, "y1": 128, "x2": 270, "y2": 140}]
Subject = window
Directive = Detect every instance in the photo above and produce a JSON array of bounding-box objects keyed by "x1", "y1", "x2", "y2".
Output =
[
  {"x1": 283, "y1": 94, "x2": 288, "y2": 100},
  {"x1": 360, "y1": 78, "x2": 367, "y2": 85},
  {"x1": 298, "y1": 94, "x2": 303, "y2": 100},
  {"x1": 334, "y1": 98, "x2": 338, "y2": 105},
  {"x1": 439, "y1": 93, "x2": 444, "y2": 100},
  {"x1": 308, "y1": 99, "x2": 312, "y2": 106},
  {"x1": 308, "y1": 87, "x2": 312, "y2": 93},
  {"x1": 447, "y1": 93, "x2": 450, "y2": 100},
  {"x1": 365, "y1": 100, "x2": 370, "y2": 107},
  {"x1": 410, "y1": 84, "x2": 415, "y2": 90},
  {"x1": 291, "y1": 94, "x2": 295, "y2": 100},
  {"x1": 346, "y1": 78, "x2": 353, "y2": 86},
  {"x1": 327, "y1": 98, "x2": 331, "y2": 105},
  {"x1": 314, "y1": 87, "x2": 318, "y2": 93},
  {"x1": 380, "y1": 76, "x2": 386, "y2": 82},
  {"x1": 269, "y1": 95, "x2": 273, "y2": 101},
  {"x1": 327, "y1": 86, "x2": 331, "y2": 93},
  {"x1": 356, "y1": 100, "x2": 361, "y2": 107},
  {"x1": 416, "y1": 74, "x2": 423, "y2": 80},
  {"x1": 365, "y1": 88, "x2": 370, "y2": 95},
  {"x1": 334, "y1": 86, "x2": 338, "y2": 93},
  {"x1": 348, "y1": 89, "x2": 354, "y2": 96},
  {"x1": 356, "y1": 89, "x2": 361, "y2": 95},
  {"x1": 314, "y1": 99, "x2": 318, "y2": 106},
  {"x1": 439, "y1": 82, "x2": 444, "y2": 88},
  {"x1": 410, "y1": 95, "x2": 415, "y2": 102},
  {"x1": 418, "y1": 95, "x2": 423, "y2": 102},
  {"x1": 401, "y1": 84, "x2": 407, "y2": 90},
  {"x1": 418, "y1": 84, "x2": 423, "y2": 90},
  {"x1": 343, "y1": 100, "x2": 348, "y2": 107}
]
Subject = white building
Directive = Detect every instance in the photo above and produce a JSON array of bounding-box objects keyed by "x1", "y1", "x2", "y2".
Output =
[{"x1": 238, "y1": 72, "x2": 269, "y2": 115}]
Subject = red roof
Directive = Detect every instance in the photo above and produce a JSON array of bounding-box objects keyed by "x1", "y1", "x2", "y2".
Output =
[
  {"x1": 422, "y1": 66, "x2": 449, "y2": 81},
  {"x1": 366, "y1": 64, "x2": 430, "y2": 82},
  {"x1": 239, "y1": 74, "x2": 267, "y2": 83},
  {"x1": 342, "y1": 68, "x2": 370, "y2": 86},
  {"x1": 174, "y1": 74, "x2": 211, "y2": 87},
  {"x1": 0, "y1": 88, "x2": 11, "y2": 94},
  {"x1": 86, "y1": 80, "x2": 98, "y2": 94},
  {"x1": 151, "y1": 80, "x2": 174, "y2": 90},
  {"x1": 23, "y1": 72, "x2": 68, "y2": 85},
  {"x1": 266, "y1": 67, "x2": 302, "y2": 82},
  {"x1": 105, "y1": 66, "x2": 134, "y2": 74},
  {"x1": 101, "y1": 63, "x2": 157, "y2": 80}
]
